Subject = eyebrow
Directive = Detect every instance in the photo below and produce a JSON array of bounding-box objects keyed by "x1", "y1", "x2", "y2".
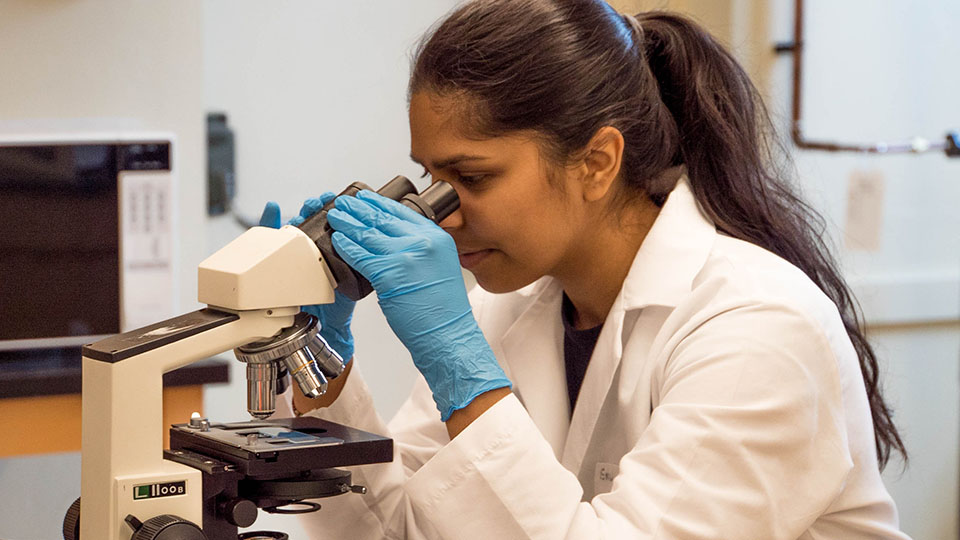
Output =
[{"x1": 410, "y1": 153, "x2": 489, "y2": 170}]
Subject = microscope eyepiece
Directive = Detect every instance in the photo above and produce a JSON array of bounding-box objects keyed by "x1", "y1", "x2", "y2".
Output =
[
  {"x1": 399, "y1": 181, "x2": 459, "y2": 223},
  {"x1": 295, "y1": 176, "x2": 460, "y2": 300}
]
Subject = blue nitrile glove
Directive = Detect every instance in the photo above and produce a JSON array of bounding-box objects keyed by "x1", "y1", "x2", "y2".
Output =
[
  {"x1": 259, "y1": 195, "x2": 356, "y2": 361},
  {"x1": 326, "y1": 190, "x2": 511, "y2": 421}
]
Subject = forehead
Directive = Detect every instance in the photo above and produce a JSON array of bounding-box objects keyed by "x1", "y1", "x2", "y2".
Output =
[
  {"x1": 409, "y1": 91, "x2": 481, "y2": 141},
  {"x1": 408, "y1": 91, "x2": 540, "y2": 164}
]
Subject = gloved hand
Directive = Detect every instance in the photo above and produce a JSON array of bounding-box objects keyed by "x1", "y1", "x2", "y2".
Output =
[
  {"x1": 326, "y1": 190, "x2": 511, "y2": 421},
  {"x1": 259, "y1": 195, "x2": 356, "y2": 361}
]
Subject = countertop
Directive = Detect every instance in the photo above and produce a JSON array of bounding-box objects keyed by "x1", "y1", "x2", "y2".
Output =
[{"x1": 0, "y1": 347, "x2": 229, "y2": 398}]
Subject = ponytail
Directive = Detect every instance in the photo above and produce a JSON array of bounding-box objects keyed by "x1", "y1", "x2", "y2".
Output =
[{"x1": 636, "y1": 12, "x2": 906, "y2": 468}]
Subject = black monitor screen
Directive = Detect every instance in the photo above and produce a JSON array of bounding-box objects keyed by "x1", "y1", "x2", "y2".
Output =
[{"x1": 0, "y1": 144, "x2": 120, "y2": 343}]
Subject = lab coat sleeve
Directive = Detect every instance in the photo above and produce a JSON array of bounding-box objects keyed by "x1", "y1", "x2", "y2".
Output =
[
  {"x1": 404, "y1": 302, "x2": 854, "y2": 539},
  {"x1": 294, "y1": 359, "x2": 451, "y2": 539},
  {"x1": 295, "y1": 287, "x2": 500, "y2": 538}
]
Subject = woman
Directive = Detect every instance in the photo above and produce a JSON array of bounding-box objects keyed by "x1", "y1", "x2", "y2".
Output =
[{"x1": 264, "y1": 1, "x2": 910, "y2": 537}]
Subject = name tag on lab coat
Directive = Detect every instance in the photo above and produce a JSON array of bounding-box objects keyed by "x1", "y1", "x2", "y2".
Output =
[{"x1": 594, "y1": 462, "x2": 619, "y2": 494}]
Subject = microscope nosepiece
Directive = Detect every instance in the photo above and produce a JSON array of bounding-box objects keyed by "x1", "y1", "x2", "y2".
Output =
[{"x1": 234, "y1": 313, "x2": 345, "y2": 417}]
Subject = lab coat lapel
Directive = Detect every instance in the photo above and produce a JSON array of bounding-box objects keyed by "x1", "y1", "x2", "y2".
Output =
[
  {"x1": 499, "y1": 280, "x2": 570, "y2": 458},
  {"x1": 560, "y1": 296, "x2": 627, "y2": 473},
  {"x1": 559, "y1": 177, "x2": 716, "y2": 476}
]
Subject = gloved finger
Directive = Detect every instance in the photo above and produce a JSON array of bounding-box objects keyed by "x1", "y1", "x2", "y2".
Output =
[
  {"x1": 288, "y1": 198, "x2": 320, "y2": 227},
  {"x1": 330, "y1": 289, "x2": 357, "y2": 308},
  {"x1": 334, "y1": 194, "x2": 422, "y2": 238},
  {"x1": 288, "y1": 197, "x2": 321, "y2": 227},
  {"x1": 327, "y1": 207, "x2": 414, "y2": 255},
  {"x1": 259, "y1": 201, "x2": 282, "y2": 229},
  {"x1": 331, "y1": 230, "x2": 378, "y2": 276},
  {"x1": 319, "y1": 191, "x2": 337, "y2": 205},
  {"x1": 299, "y1": 191, "x2": 336, "y2": 220},
  {"x1": 325, "y1": 206, "x2": 370, "y2": 235},
  {"x1": 298, "y1": 197, "x2": 324, "y2": 220},
  {"x1": 356, "y1": 189, "x2": 434, "y2": 226}
]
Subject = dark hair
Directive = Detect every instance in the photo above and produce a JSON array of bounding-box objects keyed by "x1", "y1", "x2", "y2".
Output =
[{"x1": 410, "y1": 0, "x2": 906, "y2": 469}]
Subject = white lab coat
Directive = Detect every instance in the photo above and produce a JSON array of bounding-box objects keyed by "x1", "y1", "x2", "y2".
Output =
[{"x1": 294, "y1": 178, "x2": 909, "y2": 539}]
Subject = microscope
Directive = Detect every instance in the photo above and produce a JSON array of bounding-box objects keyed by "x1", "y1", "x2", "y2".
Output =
[{"x1": 62, "y1": 176, "x2": 459, "y2": 540}]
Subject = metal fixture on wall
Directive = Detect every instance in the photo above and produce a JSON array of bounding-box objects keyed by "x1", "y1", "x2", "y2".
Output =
[
  {"x1": 207, "y1": 112, "x2": 236, "y2": 216},
  {"x1": 775, "y1": 0, "x2": 958, "y2": 157},
  {"x1": 206, "y1": 112, "x2": 264, "y2": 228}
]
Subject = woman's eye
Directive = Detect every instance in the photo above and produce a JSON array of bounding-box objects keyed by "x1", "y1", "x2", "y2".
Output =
[{"x1": 456, "y1": 174, "x2": 487, "y2": 186}]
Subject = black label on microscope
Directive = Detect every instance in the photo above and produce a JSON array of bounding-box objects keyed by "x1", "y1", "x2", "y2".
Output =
[{"x1": 133, "y1": 481, "x2": 186, "y2": 500}]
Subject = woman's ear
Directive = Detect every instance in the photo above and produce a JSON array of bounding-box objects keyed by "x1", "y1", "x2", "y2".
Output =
[{"x1": 580, "y1": 126, "x2": 624, "y2": 202}]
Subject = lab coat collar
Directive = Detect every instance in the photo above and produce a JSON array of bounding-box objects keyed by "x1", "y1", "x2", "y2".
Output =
[
  {"x1": 499, "y1": 176, "x2": 716, "y2": 472},
  {"x1": 619, "y1": 175, "x2": 716, "y2": 311}
]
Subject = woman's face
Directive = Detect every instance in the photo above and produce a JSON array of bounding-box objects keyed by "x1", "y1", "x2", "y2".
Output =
[{"x1": 409, "y1": 91, "x2": 589, "y2": 293}]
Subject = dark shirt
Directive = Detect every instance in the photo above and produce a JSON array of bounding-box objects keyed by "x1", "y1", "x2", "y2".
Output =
[{"x1": 561, "y1": 293, "x2": 603, "y2": 415}]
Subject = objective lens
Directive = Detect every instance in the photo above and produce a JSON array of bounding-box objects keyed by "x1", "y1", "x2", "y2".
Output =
[
  {"x1": 283, "y1": 345, "x2": 328, "y2": 399},
  {"x1": 234, "y1": 313, "x2": 345, "y2": 417},
  {"x1": 306, "y1": 333, "x2": 345, "y2": 379},
  {"x1": 245, "y1": 361, "x2": 277, "y2": 419}
]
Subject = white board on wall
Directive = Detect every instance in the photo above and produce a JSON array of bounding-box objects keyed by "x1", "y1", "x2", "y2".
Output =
[{"x1": 794, "y1": 0, "x2": 960, "y2": 324}]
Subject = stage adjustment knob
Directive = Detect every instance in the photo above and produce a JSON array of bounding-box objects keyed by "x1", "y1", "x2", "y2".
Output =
[
  {"x1": 219, "y1": 497, "x2": 258, "y2": 527},
  {"x1": 126, "y1": 514, "x2": 207, "y2": 540}
]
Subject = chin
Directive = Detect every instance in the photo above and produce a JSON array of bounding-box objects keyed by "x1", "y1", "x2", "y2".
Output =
[{"x1": 473, "y1": 270, "x2": 541, "y2": 295}]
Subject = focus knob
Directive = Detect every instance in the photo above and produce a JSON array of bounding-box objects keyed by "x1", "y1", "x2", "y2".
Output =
[
  {"x1": 62, "y1": 497, "x2": 81, "y2": 540},
  {"x1": 127, "y1": 514, "x2": 207, "y2": 540}
]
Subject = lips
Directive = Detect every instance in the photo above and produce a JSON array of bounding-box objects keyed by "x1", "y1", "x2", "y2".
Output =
[{"x1": 458, "y1": 249, "x2": 494, "y2": 270}]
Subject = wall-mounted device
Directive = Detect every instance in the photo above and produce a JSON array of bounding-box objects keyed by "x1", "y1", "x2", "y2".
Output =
[{"x1": 0, "y1": 132, "x2": 177, "y2": 351}]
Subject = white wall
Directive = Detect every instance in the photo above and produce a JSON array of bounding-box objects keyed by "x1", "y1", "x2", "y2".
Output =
[{"x1": 789, "y1": 0, "x2": 960, "y2": 324}]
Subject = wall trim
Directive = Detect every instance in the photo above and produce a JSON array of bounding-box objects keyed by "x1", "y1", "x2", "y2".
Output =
[{"x1": 850, "y1": 271, "x2": 960, "y2": 325}]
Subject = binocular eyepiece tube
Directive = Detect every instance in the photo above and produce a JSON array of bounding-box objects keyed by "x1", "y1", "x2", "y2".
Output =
[
  {"x1": 296, "y1": 175, "x2": 460, "y2": 301},
  {"x1": 236, "y1": 176, "x2": 460, "y2": 418}
]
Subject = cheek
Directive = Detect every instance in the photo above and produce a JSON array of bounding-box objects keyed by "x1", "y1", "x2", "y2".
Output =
[
  {"x1": 455, "y1": 176, "x2": 575, "y2": 274},
  {"x1": 463, "y1": 199, "x2": 576, "y2": 293},
  {"x1": 482, "y1": 205, "x2": 571, "y2": 269},
  {"x1": 453, "y1": 194, "x2": 510, "y2": 239}
]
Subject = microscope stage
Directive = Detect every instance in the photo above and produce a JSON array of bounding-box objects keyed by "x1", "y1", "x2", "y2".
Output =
[
  {"x1": 174, "y1": 421, "x2": 344, "y2": 453},
  {"x1": 168, "y1": 416, "x2": 393, "y2": 478}
]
